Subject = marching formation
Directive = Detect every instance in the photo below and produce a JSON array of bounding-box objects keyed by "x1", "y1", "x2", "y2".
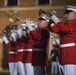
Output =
[
  {"x1": 2, "y1": 10, "x2": 50, "y2": 75},
  {"x1": 2, "y1": 5, "x2": 76, "y2": 75}
]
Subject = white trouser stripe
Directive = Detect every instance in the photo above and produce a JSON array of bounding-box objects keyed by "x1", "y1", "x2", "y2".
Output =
[{"x1": 60, "y1": 43, "x2": 75, "y2": 48}]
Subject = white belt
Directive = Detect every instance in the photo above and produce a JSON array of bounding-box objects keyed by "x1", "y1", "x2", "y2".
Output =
[
  {"x1": 33, "y1": 48, "x2": 43, "y2": 51},
  {"x1": 9, "y1": 51, "x2": 17, "y2": 54},
  {"x1": 60, "y1": 43, "x2": 75, "y2": 48},
  {"x1": 17, "y1": 49, "x2": 24, "y2": 52},
  {"x1": 24, "y1": 49, "x2": 32, "y2": 51}
]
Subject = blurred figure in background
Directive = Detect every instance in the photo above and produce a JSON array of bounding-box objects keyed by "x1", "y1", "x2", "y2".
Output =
[
  {"x1": 2, "y1": 32, "x2": 17, "y2": 75},
  {"x1": 50, "y1": 40, "x2": 59, "y2": 74}
]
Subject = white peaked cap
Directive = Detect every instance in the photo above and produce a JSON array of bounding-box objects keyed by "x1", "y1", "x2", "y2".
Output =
[
  {"x1": 39, "y1": 14, "x2": 50, "y2": 22},
  {"x1": 21, "y1": 24, "x2": 26, "y2": 29},
  {"x1": 21, "y1": 24, "x2": 26, "y2": 26},
  {"x1": 66, "y1": 5, "x2": 76, "y2": 12}
]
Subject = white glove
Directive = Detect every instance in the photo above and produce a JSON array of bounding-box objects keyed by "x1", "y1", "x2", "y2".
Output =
[
  {"x1": 51, "y1": 53, "x2": 54, "y2": 57},
  {"x1": 53, "y1": 40, "x2": 56, "y2": 44},
  {"x1": 35, "y1": 24, "x2": 38, "y2": 28},
  {"x1": 11, "y1": 32, "x2": 17, "y2": 42},
  {"x1": 2, "y1": 36, "x2": 9, "y2": 44},
  {"x1": 50, "y1": 23, "x2": 55, "y2": 26},
  {"x1": 51, "y1": 14, "x2": 60, "y2": 24},
  {"x1": 55, "y1": 38, "x2": 60, "y2": 45},
  {"x1": 25, "y1": 22, "x2": 34, "y2": 31},
  {"x1": 9, "y1": 36, "x2": 12, "y2": 41},
  {"x1": 34, "y1": 22, "x2": 38, "y2": 28},
  {"x1": 27, "y1": 29, "x2": 30, "y2": 33},
  {"x1": 17, "y1": 28, "x2": 22, "y2": 38},
  {"x1": 50, "y1": 35, "x2": 54, "y2": 39}
]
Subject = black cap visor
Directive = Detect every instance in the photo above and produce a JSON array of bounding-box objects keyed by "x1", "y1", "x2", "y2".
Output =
[
  {"x1": 39, "y1": 18, "x2": 46, "y2": 21},
  {"x1": 64, "y1": 10, "x2": 74, "y2": 14}
]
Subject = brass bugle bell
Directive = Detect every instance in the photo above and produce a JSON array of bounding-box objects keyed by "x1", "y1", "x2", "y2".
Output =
[{"x1": 39, "y1": 9, "x2": 50, "y2": 15}]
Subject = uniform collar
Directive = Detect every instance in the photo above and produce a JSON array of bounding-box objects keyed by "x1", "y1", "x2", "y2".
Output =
[
  {"x1": 67, "y1": 19, "x2": 76, "y2": 24},
  {"x1": 40, "y1": 27, "x2": 47, "y2": 30}
]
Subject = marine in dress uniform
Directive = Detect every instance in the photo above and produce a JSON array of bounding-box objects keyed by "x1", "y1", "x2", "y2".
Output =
[
  {"x1": 53, "y1": 37, "x2": 64, "y2": 75},
  {"x1": 2, "y1": 33, "x2": 17, "y2": 75},
  {"x1": 49, "y1": 5, "x2": 76, "y2": 75},
  {"x1": 22, "y1": 28, "x2": 34, "y2": 75},
  {"x1": 25, "y1": 15, "x2": 50, "y2": 75},
  {"x1": 51, "y1": 40, "x2": 59, "y2": 74},
  {"x1": 15, "y1": 28, "x2": 25, "y2": 75}
]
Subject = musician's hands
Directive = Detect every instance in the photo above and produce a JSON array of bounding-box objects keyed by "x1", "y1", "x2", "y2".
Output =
[
  {"x1": 2, "y1": 35, "x2": 9, "y2": 44},
  {"x1": 25, "y1": 22, "x2": 34, "y2": 31},
  {"x1": 50, "y1": 10, "x2": 61, "y2": 24},
  {"x1": 50, "y1": 14, "x2": 61, "y2": 24}
]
